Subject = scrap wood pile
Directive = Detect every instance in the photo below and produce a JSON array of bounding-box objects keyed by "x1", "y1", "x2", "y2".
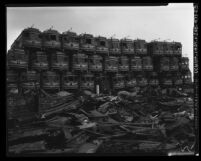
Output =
[{"x1": 7, "y1": 89, "x2": 195, "y2": 155}]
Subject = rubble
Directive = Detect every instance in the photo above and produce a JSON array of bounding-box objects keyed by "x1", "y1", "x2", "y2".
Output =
[{"x1": 7, "y1": 89, "x2": 195, "y2": 155}]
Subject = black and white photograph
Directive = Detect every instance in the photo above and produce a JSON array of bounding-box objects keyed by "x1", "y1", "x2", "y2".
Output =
[{"x1": 6, "y1": 3, "x2": 198, "y2": 156}]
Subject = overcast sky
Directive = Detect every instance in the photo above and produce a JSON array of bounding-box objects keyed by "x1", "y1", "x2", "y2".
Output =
[{"x1": 7, "y1": 3, "x2": 194, "y2": 77}]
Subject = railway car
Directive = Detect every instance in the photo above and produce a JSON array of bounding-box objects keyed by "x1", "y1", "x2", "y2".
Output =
[
  {"x1": 79, "y1": 34, "x2": 95, "y2": 52},
  {"x1": 182, "y1": 70, "x2": 192, "y2": 85},
  {"x1": 32, "y1": 51, "x2": 48, "y2": 71},
  {"x1": 20, "y1": 71, "x2": 40, "y2": 89},
  {"x1": 42, "y1": 71, "x2": 60, "y2": 90},
  {"x1": 137, "y1": 75, "x2": 148, "y2": 87},
  {"x1": 148, "y1": 41, "x2": 164, "y2": 55},
  {"x1": 170, "y1": 57, "x2": 179, "y2": 71},
  {"x1": 130, "y1": 56, "x2": 142, "y2": 71},
  {"x1": 80, "y1": 73, "x2": 94, "y2": 91},
  {"x1": 113, "y1": 74, "x2": 125, "y2": 90},
  {"x1": 148, "y1": 72, "x2": 159, "y2": 86},
  {"x1": 173, "y1": 73, "x2": 183, "y2": 86},
  {"x1": 125, "y1": 74, "x2": 137, "y2": 88},
  {"x1": 180, "y1": 57, "x2": 189, "y2": 71},
  {"x1": 62, "y1": 72, "x2": 79, "y2": 90},
  {"x1": 142, "y1": 56, "x2": 153, "y2": 71},
  {"x1": 108, "y1": 38, "x2": 121, "y2": 55},
  {"x1": 163, "y1": 42, "x2": 174, "y2": 55},
  {"x1": 161, "y1": 74, "x2": 173, "y2": 86},
  {"x1": 42, "y1": 29, "x2": 61, "y2": 49},
  {"x1": 104, "y1": 56, "x2": 118, "y2": 72},
  {"x1": 72, "y1": 53, "x2": 88, "y2": 71},
  {"x1": 120, "y1": 38, "x2": 134, "y2": 55},
  {"x1": 118, "y1": 56, "x2": 129, "y2": 72},
  {"x1": 61, "y1": 31, "x2": 79, "y2": 51},
  {"x1": 7, "y1": 49, "x2": 28, "y2": 69},
  {"x1": 173, "y1": 42, "x2": 182, "y2": 56},
  {"x1": 95, "y1": 36, "x2": 109, "y2": 54},
  {"x1": 133, "y1": 39, "x2": 147, "y2": 55},
  {"x1": 7, "y1": 70, "x2": 18, "y2": 83},
  {"x1": 10, "y1": 27, "x2": 42, "y2": 49},
  {"x1": 88, "y1": 55, "x2": 103, "y2": 72},
  {"x1": 160, "y1": 57, "x2": 170, "y2": 72},
  {"x1": 51, "y1": 51, "x2": 68, "y2": 71}
]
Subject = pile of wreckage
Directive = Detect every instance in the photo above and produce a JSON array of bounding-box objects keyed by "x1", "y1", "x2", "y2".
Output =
[{"x1": 7, "y1": 89, "x2": 195, "y2": 155}]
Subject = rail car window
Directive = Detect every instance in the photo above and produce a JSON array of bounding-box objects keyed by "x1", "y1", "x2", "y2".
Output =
[
  {"x1": 86, "y1": 39, "x2": 92, "y2": 44},
  {"x1": 50, "y1": 35, "x2": 57, "y2": 41},
  {"x1": 122, "y1": 43, "x2": 128, "y2": 48},
  {"x1": 100, "y1": 41, "x2": 106, "y2": 47},
  {"x1": 24, "y1": 32, "x2": 30, "y2": 38}
]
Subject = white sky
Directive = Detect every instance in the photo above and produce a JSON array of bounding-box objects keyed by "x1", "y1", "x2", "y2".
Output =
[{"x1": 7, "y1": 3, "x2": 194, "y2": 77}]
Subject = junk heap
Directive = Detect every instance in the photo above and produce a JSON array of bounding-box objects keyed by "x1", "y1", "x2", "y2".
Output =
[{"x1": 7, "y1": 27, "x2": 195, "y2": 155}]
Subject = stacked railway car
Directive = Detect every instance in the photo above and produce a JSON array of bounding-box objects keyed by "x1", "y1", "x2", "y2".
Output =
[{"x1": 7, "y1": 27, "x2": 193, "y2": 96}]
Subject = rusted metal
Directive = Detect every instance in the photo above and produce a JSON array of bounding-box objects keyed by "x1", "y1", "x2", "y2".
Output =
[
  {"x1": 51, "y1": 51, "x2": 68, "y2": 71},
  {"x1": 61, "y1": 31, "x2": 79, "y2": 51},
  {"x1": 62, "y1": 72, "x2": 79, "y2": 90},
  {"x1": 42, "y1": 29, "x2": 61, "y2": 49},
  {"x1": 108, "y1": 38, "x2": 121, "y2": 55},
  {"x1": 88, "y1": 55, "x2": 103, "y2": 72},
  {"x1": 131, "y1": 56, "x2": 142, "y2": 71},
  {"x1": 79, "y1": 34, "x2": 95, "y2": 52},
  {"x1": 7, "y1": 49, "x2": 28, "y2": 69},
  {"x1": 134, "y1": 39, "x2": 147, "y2": 55},
  {"x1": 104, "y1": 56, "x2": 118, "y2": 72},
  {"x1": 31, "y1": 51, "x2": 48, "y2": 71},
  {"x1": 95, "y1": 36, "x2": 109, "y2": 54},
  {"x1": 120, "y1": 38, "x2": 134, "y2": 55},
  {"x1": 72, "y1": 53, "x2": 88, "y2": 71}
]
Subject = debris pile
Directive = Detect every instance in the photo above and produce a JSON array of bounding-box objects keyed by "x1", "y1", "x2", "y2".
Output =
[{"x1": 7, "y1": 89, "x2": 195, "y2": 155}]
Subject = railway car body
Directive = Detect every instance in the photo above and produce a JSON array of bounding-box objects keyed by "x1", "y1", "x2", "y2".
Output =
[
  {"x1": 7, "y1": 49, "x2": 28, "y2": 69},
  {"x1": 72, "y1": 53, "x2": 88, "y2": 71},
  {"x1": 148, "y1": 41, "x2": 164, "y2": 55},
  {"x1": 88, "y1": 55, "x2": 103, "y2": 72},
  {"x1": 42, "y1": 71, "x2": 60, "y2": 90},
  {"x1": 11, "y1": 27, "x2": 42, "y2": 49},
  {"x1": 113, "y1": 74, "x2": 125, "y2": 90},
  {"x1": 79, "y1": 34, "x2": 95, "y2": 52},
  {"x1": 42, "y1": 29, "x2": 61, "y2": 49},
  {"x1": 104, "y1": 56, "x2": 118, "y2": 72},
  {"x1": 20, "y1": 71, "x2": 40, "y2": 89},
  {"x1": 120, "y1": 39, "x2": 134, "y2": 55},
  {"x1": 134, "y1": 39, "x2": 147, "y2": 55},
  {"x1": 80, "y1": 73, "x2": 94, "y2": 90},
  {"x1": 142, "y1": 56, "x2": 153, "y2": 71},
  {"x1": 95, "y1": 36, "x2": 109, "y2": 54},
  {"x1": 137, "y1": 75, "x2": 148, "y2": 87},
  {"x1": 7, "y1": 70, "x2": 18, "y2": 83},
  {"x1": 160, "y1": 57, "x2": 170, "y2": 72},
  {"x1": 173, "y1": 74, "x2": 183, "y2": 86},
  {"x1": 119, "y1": 56, "x2": 129, "y2": 72},
  {"x1": 170, "y1": 57, "x2": 179, "y2": 71},
  {"x1": 32, "y1": 51, "x2": 48, "y2": 70},
  {"x1": 63, "y1": 72, "x2": 78, "y2": 90},
  {"x1": 180, "y1": 57, "x2": 189, "y2": 71},
  {"x1": 125, "y1": 74, "x2": 137, "y2": 88},
  {"x1": 182, "y1": 70, "x2": 192, "y2": 85},
  {"x1": 148, "y1": 72, "x2": 159, "y2": 86},
  {"x1": 131, "y1": 56, "x2": 142, "y2": 71},
  {"x1": 61, "y1": 31, "x2": 79, "y2": 51},
  {"x1": 173, "y1": 42, "x2": 182, "y2": 56},
  {"x1": 163, "y1": 42, "x2": 174, "y2": 55},
  {"x1": 108, "y1": 38, "x2": 121, "y2": 55},
  {"x1": 51, "y1": 51, "x2": 68, "y2": 71},
  {"x1": 161, "y1": 74, "x2": 173, "y2": 86}
]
